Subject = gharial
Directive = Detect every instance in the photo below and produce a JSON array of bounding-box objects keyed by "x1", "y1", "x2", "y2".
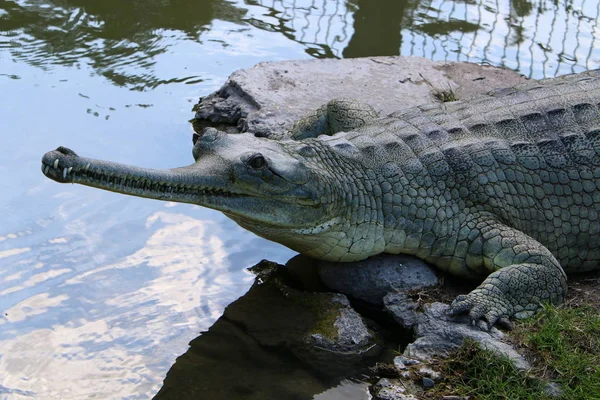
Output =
[{"x1": 42, "y1": 69, "x2": 600, "y2": 329}]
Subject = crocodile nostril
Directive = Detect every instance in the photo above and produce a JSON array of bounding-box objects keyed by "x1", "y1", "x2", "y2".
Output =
[{"x1": 56, "y1": 146, "x2": 79, "y2": 157}]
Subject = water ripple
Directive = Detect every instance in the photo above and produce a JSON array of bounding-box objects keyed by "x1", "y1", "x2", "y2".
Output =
[{"x1": 0, "y1": 0, "x2": 248, "y2": 90}]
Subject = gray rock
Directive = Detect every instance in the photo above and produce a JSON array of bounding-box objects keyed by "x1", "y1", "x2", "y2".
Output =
[
  {"x1": 422, "y1": 377, "x2": 435, "y2": 388},
  {"x1": 193, "y1": 56, "x2": 527, "y2": 138},
  {"x1": 373, "y1": 378, "x2": 418, "y2": 400},
  {"x1": 543, "y1": 382, "x2": 563, "y2": 398},
  {"x1": 418, "y1": 366, "x2": 441, "y2": 381},
  {"x1": 246, "y1": 261, "x2": 380, "y2": 361},
  {"x1": 393, "y1": 356, "x2": 408, "y2": 371},
  {"x1": 405, "y1": 302, "x2": 530, "y2": 370},
  {"x1": 394, "y1": 355, "x2": 421, "y2": 367},
  {"x1": 373, "y1": 378, "x2": 405, "y2": 393},
  {"x1": 384, "y1": 292, "x2": 419, "y2": 329},
  {"x1": 318, "y1": 254, "x2": 438, "y2": 305},
  {"x1": 310, "y1": 294, "x2": 376, "y2": 354},
  {"x1": 313, "y1": 381, "x2": 372, "y2": 400}
]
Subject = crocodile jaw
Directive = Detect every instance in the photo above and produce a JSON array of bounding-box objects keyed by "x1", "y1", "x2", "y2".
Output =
[
  {"x1": 41, "y1": 146, "x2": 326, "y2": 232},
  {"x1": 41, "y1": 146, "x2": 240, "y2": 203}
]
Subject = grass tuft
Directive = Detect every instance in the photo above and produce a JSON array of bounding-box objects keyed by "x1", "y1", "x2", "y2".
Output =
[
  {"x1": 432, "y1": 87, "x2": 457, "y2": 103},
  {"x1": 434, "y1": 338, "x2": 547, "y2": 399},
  {"x1": 514, "y1": 305, "x2": 600, "y2": 399},
  {"x1": 428, "y1": 305, "x2": 600, "y2": 399}
]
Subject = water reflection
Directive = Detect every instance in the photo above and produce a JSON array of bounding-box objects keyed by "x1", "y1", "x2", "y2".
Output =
[
  {"x1": 341, "y1": 0, "x2": 407, "y2": 58},
  {"x1": 0, "y1": 0, "x2": 247, "y2": 89},
  {"x1": 0, "y1": 208, "x2": 290, "y2": 398},
  {"x1": 155, "y1": 260, "x2": 383, "y2": 400},
  {"x1": 2, "y1": 0, "x2": 599, "y2": 88},
  {"x1": 249, "y1": 0, "x2": 600, "y2": 77}
]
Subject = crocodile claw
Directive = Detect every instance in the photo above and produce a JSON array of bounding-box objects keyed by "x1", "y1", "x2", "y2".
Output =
[{"x1": 448, "y1": 289, "x2": 514, "y2": 331}]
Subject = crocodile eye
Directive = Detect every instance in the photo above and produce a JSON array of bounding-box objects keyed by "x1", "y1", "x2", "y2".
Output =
[{"x1": 248, "y1": 154, "x2": 267, "y2": 170}]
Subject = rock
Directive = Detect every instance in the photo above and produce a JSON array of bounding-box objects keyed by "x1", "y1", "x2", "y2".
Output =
[
  {"x1": 372, "y1": 378, "x2": 418, "y2": 400},
  {"x1": 399, "y1": 370, "x2": 411, "y2": 379},
  {"x1": 393, "y1": 356, "x2": 408, "y2": 371},
  {"x1": 384, "y1": 292, "x2": 419, "y2": 329},
  {"x1": 373, "y1": 378, "x2": 405, "y2": 393},
  {"x1": 418, "y1": 366, "x2": 441, "y2": 381},
  {"x1": 246, "y1": 261, "x2": 380, "y2": 363},
  {"x1": 284, "y1": 254, "x2": 330, "y2": 292},
  {"x1": 193, "y1": 56, "x2": 527, "y2": 137},
  {"x1": 313, "y1": 381, "x2": 372, "y2": 400},
  {"x1": 404, "y1": 302, "x2": 530, "y2": 370},
  {"x1": 422, "y1": 377, "x2": 435, "y2": 388},
  {"x1": 394, "y1": 355, "x2": 421, "y2": 367},
  {"x1": 310, "y1": 294, "x2": 376, "y2": 354},
  {"x1": 318, "y1": 254, "x2": 438, "y2": 305},
  {"x1": 543, "y1": 382, "x2": 563, "y2": 398}
]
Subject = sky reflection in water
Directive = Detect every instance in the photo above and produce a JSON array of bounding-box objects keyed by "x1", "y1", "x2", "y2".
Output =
[{"x1": 0, "y1": 1, "x2": 302, "y2": 397}]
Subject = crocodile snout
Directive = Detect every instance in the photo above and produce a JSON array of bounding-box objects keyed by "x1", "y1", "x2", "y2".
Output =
[{"x1": 41, "y1": 146, "x2": 80, "y2": 183}]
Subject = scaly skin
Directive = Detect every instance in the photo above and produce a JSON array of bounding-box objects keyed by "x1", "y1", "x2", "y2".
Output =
[{"x1": 42, "y1": 70, "x2": 600, "y2": 329}]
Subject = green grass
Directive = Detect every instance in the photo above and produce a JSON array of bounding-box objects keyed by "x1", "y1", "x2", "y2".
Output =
[
  {"x1": 432, "y1": 88, "x2": 457, "y2": 103},
  {"x1": 429, "y1": 305, "x2": 600, "y2": 400},
  {"x1": 433, "y1": 338, "x2": 547, "y2": 399},
  {"x1": 516, "y1": 305, "x2": 600, "y2": 399}
]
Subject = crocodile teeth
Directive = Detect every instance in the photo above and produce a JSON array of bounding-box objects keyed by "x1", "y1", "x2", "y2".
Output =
[
  {"x1": 44, "y1": 165, "x2": 50, "y2": 175},
  {"x1": 54, "y1": 159, "x2": 59, "y2": 169},
  {"x1": 63, "y1": 168, "x2": 68, "y2": 179}
]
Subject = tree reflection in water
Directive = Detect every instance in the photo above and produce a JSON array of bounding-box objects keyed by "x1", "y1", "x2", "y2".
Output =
[{"x1": 0, "y1": 0, "x2": 247, "y2": 89}]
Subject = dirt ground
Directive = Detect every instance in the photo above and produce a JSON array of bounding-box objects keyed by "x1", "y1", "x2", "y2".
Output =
[
  {"x1": 564, "y1": 269, "x2": 600, "y2": 310},
  {"x1": 410, "y1": 268, "x2": 600, "y2": 314}
]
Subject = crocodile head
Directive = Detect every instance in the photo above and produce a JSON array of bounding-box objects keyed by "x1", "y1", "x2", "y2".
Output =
[{"x1": 42, "y1": 128, "x2": 347, "y2": 259}]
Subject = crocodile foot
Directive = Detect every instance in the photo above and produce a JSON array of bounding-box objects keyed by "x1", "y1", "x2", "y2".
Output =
[{"x1": 449, "y1": 289, "x2": 519, "y2": 330}]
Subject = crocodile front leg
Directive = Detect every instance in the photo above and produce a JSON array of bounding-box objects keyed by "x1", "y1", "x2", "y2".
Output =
[
  {"x1": 287, "y1": 98, "x2": 379, "y2": 140},
  {"x1": 446, "y1": 213, "x2": 568, "y2": 329}
]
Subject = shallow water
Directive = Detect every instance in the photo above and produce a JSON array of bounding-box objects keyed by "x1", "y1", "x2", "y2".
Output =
[{"x1": 0, "y1": 0, "x2": 599, "y2": 399}]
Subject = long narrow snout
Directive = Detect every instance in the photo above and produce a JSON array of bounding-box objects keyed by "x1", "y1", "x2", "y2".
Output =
[{"x1": 41, "y1": 146, "x2": 235, "y2": 203}]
